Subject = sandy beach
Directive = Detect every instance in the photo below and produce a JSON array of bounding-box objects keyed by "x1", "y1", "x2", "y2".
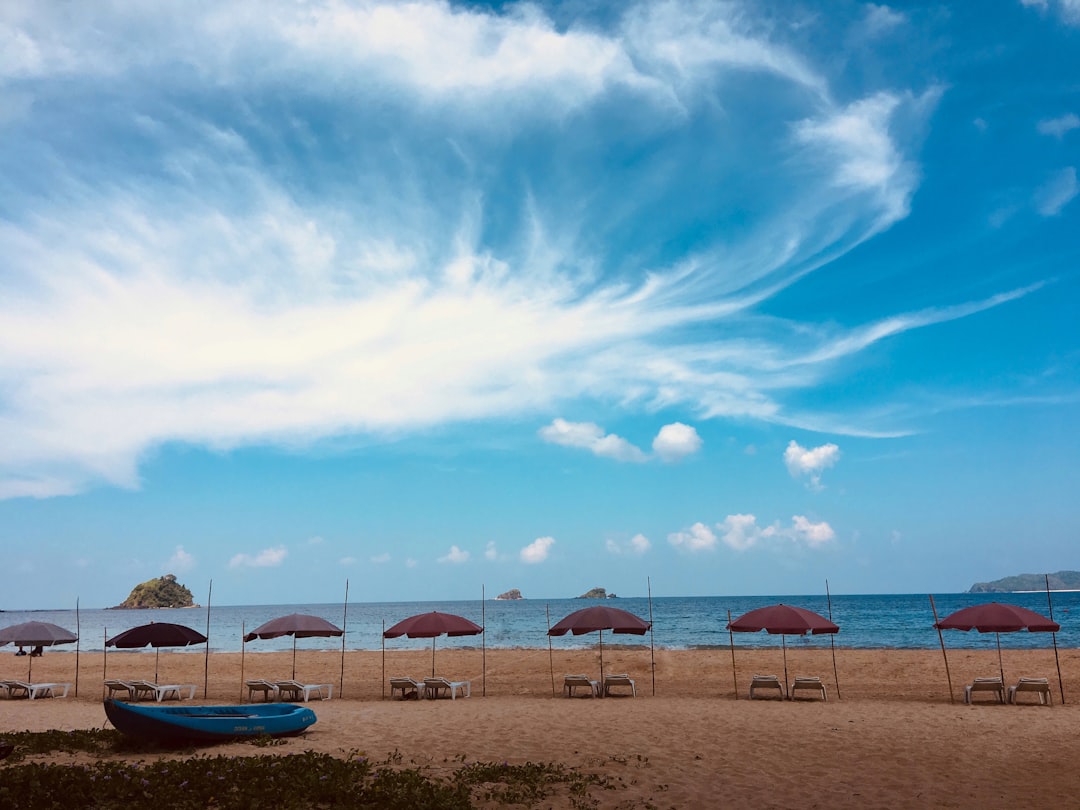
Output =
[{"x1": 4, "y1": 646, "x2": 1080, "y2": 807}]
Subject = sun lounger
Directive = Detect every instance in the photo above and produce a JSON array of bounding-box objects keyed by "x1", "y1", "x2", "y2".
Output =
[
  {"x1": 103, "y1": 679, "x2": 137, "y2": 700},
  {"x1": 563, "y1": 674, "x2": 600, "y2": 698},
  {"x1": 129, "y1": 680, "x2": 197, "y2": 702},
  {"x1": 1008, "y1": 677, "x2": 1052, "y2": 705},
  {"x1": 245, "y1": 679, "x2": 281, "y2": 702},
  {"x1": 790, "y1": 676, "x2": 827, "y2": 700},
  {"x1": 602, "y1": 673, "x2": 636, "y2": 697},
  {"x1": 1, "y1": 680, "x2": 70, "y2": 699},
  {"x1": 389, "y1": 677, "x2": 425, "y2": 700},
  {"x1": 749, "y1": 674, "x2": 784, "y2": 700},
  {"x1": 964, "y1": 677, "x2": 1005, "y2": 704},
  {"x1": 423, "y1": 677, "x2": 470, "y2": 700},
  {"x1": 275, "y1": 680, "x2": 333, "y2": 702}
]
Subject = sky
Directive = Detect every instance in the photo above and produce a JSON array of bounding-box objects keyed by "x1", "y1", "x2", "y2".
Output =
[{"x1": 1, "y1": 0, "x2": 1078, "y2": 610}]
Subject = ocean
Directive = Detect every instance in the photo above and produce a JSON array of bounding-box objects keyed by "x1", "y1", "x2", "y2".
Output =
[{"x1": 3, "y1": 592, "x2": 1078, "y2": 655}]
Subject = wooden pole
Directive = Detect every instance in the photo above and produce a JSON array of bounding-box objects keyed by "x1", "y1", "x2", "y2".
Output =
[
  {"x1": 482, "y1": 584, "x2": 487, "y2": 697},
  {"x1": 1046, "y1": 574, "x2": 1066, "y2": 704},
  {"x1": 291, "y1": 636, "x2": 297, "y2": 681},
  {"x1": 546, "y1": 604, "x2": 555, "y2": 697},
  {"x1": 203, "y1": 579, "x2": 212, "y2": 700},
  {"x1": 781, "y1": 634, "x2": 789, "y2": 699},
  {"x1": 75, "y1": 597, "x2": 81, "y2": 698},
  {"x1": 340, "y1": 579, "x2": 349, "y2": 699},
  {"x1": 648, "y1": 577, "x2": 656, "y2": 696},
  {"x1": 728, "y1": 609, "x2": 738, "y2": 699},
  {"x1": 103, "y1": 626, "x2": 108, "y2": 685},
  {"x1": 598, "y1": 628, "x2": 604, "y2": 684},
  {"x1": 240, "y1": 621, "x2": 246, "y2": 703},
  {"x1": 929, "y1": 595, "x2": 954, "y2": 704},
  {"x1": 381, "y1": 619, "x2": 385, "y2": 700},
  {"x1": 826, "y1": 579, "x2": 841, "y2": 700}
]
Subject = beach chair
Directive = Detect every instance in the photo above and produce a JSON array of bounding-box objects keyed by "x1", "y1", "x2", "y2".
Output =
[
  {"x1": 103, "y1": 679, "x2": 137, "y2": 700},
  {"x1": 563, "y1": 674, "x2": 600, "y2": 698},
  {"x1": 963, "y1": 677, "x2": 1005, "y2": 704},
  {"x1": 245, "y1": 679, "x2": 281, "y2": 702},
  {"x1": 1008, "y1": 677, "x2": 1052, "y2": 705},
  {"x1": 602, "y1": 673, "x2": 636, "y2": 697},
  {"x1": 130, "y1": 680, "x2": 196, "y2": 702},
  {"x1": 749, "y1": 674, "x2": 784, "y2": 700},
  {"x1": 389, "y1": 677, "x2": 425, "y2": 700},
  {"x1": 2, "y1": 681, "x2": 70, "y2": 699},
  {"x1": 423, "y1": 677, "x2": 470, "y2": 700},
  {"x1": 790, "y1": 676, "x2": 827, "y2": 700},
  {"x1": 275, "y1": 680, "x2": 333, "y2": 702}
]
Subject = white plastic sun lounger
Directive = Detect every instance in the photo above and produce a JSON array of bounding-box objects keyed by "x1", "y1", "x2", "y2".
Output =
[{"x1": 423, "y1": 677, "x2": 470, "y2": 700}]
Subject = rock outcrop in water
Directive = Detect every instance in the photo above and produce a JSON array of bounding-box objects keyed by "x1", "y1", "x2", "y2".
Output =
[
  {"x1": 969, "y1": 570, "x2": 1080, "y2": 593},
  {"x1": 577, "y1": 587, "x2": 617, "y2": 599},
  {"x1": 112, "y1": 574, "x2": 196, "y2": 609},
  {"x1": 496, "y1": 589, "x2": 524, "y2": 600}
]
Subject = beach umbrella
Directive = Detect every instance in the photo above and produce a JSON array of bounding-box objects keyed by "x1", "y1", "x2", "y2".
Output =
[
  {"x1": 106, "y1": 622, "x2": 207, "y2": 684},
  {"x1": 383, "y1": 611, "x2": 483, "y2": 677},
  {"x1": 244, "y1": 613, "x2": 343, "y2": 680},
  {"x1": 548, "y1": 605, "x2": 651, "y2": 683},
  {"x1": 0, "y1": 621, "x2": 78, "y2": 680},
  {"x1": 933, "y1": 602, "x2": 1060, "y2": 690},
  {"x1": 727, "y1": 604, "x2": 839, "y2": 698}
]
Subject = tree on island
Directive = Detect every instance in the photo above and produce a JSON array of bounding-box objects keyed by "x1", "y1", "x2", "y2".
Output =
[{"x1": 114, "y1": 574, "x2": 196, "y2": 609}]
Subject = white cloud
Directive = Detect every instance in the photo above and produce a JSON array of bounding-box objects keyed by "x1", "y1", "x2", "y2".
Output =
[
  {"x1": 439, "y1": 545, "x2": 469, "y2": 564},
  {"x1": 629, "y1": 533, "x2": 651, "y2": 554},
  {"x1": 1022, "y1": 0, "x2": 1080, "y2": 26},
  {"x1": 672, "y1": 514, "x2": 835, "y2": 551},
  {"x1": 861, "y1": 5, "x2": 907, "y2": 37},
  {"x1": 520, "y1": 536, "x2": 555, "y2": 564},
  {"x1": 1037, "y1": 113, "x2": 1080, "y2": 138},
  {"x1": 539, "y1": 419, "x2": 647, "y2": 463},
  {"x1": 306, "y1": 535, "x2": 324, "y2": 545},
  {"x1": 339, "y1": 556, "x2": 357, "y2": 566},
  {"x1": 607, "y1": 533, "x2": 651, "y2": 555},
  {"x1": 485, "y1": 541, "x2": 497, "y2": 561},
  {"x1": 1034, "y1": 167, "x2": 1078, "y2": 216},
  {"x1": 784, "y1": 440, "x2": 841, "y2": 490},
  {"x1": 370, "y1": 552, "x2": 390, "y2": 564},
  {"x1": 668, "y1": 522, "x2": 718, "y2": 552},
  {"x1": 166, "y1": 545, "x2": 195, "y2": 574},
  {"x1": 405, "y1": 558, "x2": 418, "y2": 569},
  {"x1": 652, "y1": 422, "x2": 703, "y2": 462},
  {"x1": 229, "y1": 545, "x2": 287, "y2": 568}
]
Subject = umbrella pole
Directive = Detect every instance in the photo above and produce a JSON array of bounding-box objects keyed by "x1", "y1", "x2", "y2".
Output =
[
  {"x1": 929, "y1": 595, "x2": 955, "y2": 704},
  {"x1": 155, "y1": 647, "x2": 160, "y2": 684},
  {"x1": 648, "y1": 576, "x2": 656, "y2": 696},
  {"x1": 292, "y1": 636, "x2": 297, "y2": 681},
  {"x1": 826, "y1": 580, "x2": 841, "y2": 700},
  {"x1": 995, "y1": 632, "x2": 1004, "y2": 686},
  {"x1": 1046, "y1": 574, "x2": 1066, "y2": 704},
  {"x1": 781, "y1": 634, "x2": 789, "y2": 699},
  {"x1": 340, "y1": 579, "x2": 349, "y2": 699},
  {"x1": 728, "y1": 609, "x2": 738, "y2": 700},
  {"x1": 599, "y1": 629, "x2": 604, "y2": 684},
  {"x1": 103, "y1": 627, "x2": 108, "y2": 685},
  {"x1": 204, "y1": 579, "x2": 213, "y2": 700},
  {"x1": 381, "y1": 620, "x2": 385, "y2": 701},
  {"x1": 482, "y1": 584, "x2": 486, "y2": 698},
  {"x1": 240, "y1": 622, "x2": 246, "y2": 703},
  {"x1": 431, "y1": 637, "x2": 436, "y2": 677},
  {"x1": 75, "y1": 597, "x2": 80, "y2": 699},
  {"x1": 546, "y1": 604, "x2": 555, "y2": 697}
]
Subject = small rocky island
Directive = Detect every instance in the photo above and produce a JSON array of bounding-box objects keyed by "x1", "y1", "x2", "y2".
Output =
[
  {"x1": 577, "y1": 587, "x2": 617, "y2": 599},
  {"x1": 495, "y1": 589, "x2": 524, "y2": 600},
  {"x1": 112, "y1": 574, "x2": 196, "y2": 609},
  {"x1": 969, "y1": 570, "x2": 1080, "y2": 593}
]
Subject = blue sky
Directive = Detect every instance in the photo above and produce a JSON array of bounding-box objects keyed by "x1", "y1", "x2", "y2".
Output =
[{"x1": 1, "y1": 1, "x2": 1078, "y2": 609}]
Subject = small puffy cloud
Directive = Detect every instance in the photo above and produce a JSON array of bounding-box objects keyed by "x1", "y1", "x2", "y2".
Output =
[
  {"x1": 521, "y1": 536, "x2": 555, "y2": 563},
  {"x1": 717, "y1": 514, "x2": 772, "y2": 550},
  {"x1": 229, "y1": 545, "x2": 287, "y2": 568},
  {"x1": 789, "y1": 515, "x2": 836, "y2": 547},
  {"x1": 439, "y1": 545, "x2": 470, "y2": 564},
  {"x1": 1037, "y1": 113, "x2": 1080, "y2": 138},
  {"x1": 370, "y1": 552, "x2": 390, "y2": 564},
  {"x1": 1034, "y1": 166, "x2": 1078, "y2": 216},
  {"x1": 668, "y1": 522, "x2": 718, "y2": 552},
  {"x1": 539, "y1": 419, "x2": 647, "y2": 463},
  {"x1": 485, "y1": 541, "x2": 497, "y2": 561},
  {"x1": 339, "y1": 556, "x2": 357, "y2": 566},
  {"x1": 784, "y1": 440, "x2": 841, "y2": 490},
  {"x1": 166, "y1": 545, "x2": 195, "y2": 574},
  {"x1": 652, "y1": 422, "x2": 703, "y2": 462},
  {"x1": 606, "y1": 533, "x2": 651, "y2": 555},
  {"x1": 405, "y1": 558, "x2": 418, "y2": 569},
  {"x1": 861, "y1": 4, "x2": 906, "y2": 37}
]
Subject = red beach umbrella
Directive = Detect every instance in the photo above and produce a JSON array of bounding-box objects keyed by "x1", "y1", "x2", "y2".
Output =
[
  {"x1": 243, "y1": 613, "x2": 343, "y2": 680},
  {"x1": 383, "y1": 611, "x2": 483, "y2": 677},
  {"x1": 933, "y1": 602, "x2": 1060, "y2": 688},
  {"x1": 106, "y1": 622, "x2": 207, "y2": 683},
  {"x1": 548, "y1": 605, "x2": 651, "y2": 683},
  {"x1": 0, "y1": 621, "x2": 78, "y2": 680},
  {"x1": 727, "y1": 604, "x2": 839, "y2": 698}
]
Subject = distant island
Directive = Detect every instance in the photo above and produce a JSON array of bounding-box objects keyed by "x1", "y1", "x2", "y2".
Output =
[
  {"x1": 112, "y1": 574, "x2": 196, "y2": 609},
  {"x1": 495, "y1": 589, "x2": 524, "y2": 600},
  {"x1": 969, "y1": 570, "x2": 1080, "y2": 593},
  {"x1": 577, "y1": 587, "x2": 617, "y2": 599}
]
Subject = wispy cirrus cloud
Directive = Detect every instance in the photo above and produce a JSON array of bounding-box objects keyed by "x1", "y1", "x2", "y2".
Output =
[
  {"x1": 1034, "y1": 167, "x2": 1078, "y2": 216},
  {"x1": 1037, "y1": 113, "x2": 1080, "y2": 138}
]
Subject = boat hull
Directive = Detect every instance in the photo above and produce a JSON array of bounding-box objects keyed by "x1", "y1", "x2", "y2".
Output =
[{"x1": 104, "y1": 699, "x2": 317, "y2": 741}]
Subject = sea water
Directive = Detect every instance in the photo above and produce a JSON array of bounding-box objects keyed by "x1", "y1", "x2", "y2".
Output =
[{"x1": 3, "y1": 592, "x2": 1077, "y2": 654}]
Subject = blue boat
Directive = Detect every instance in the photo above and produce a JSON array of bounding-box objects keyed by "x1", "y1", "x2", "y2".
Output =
[{"x1": 104, "y1": 699, "x2": 317, "y2": 741}]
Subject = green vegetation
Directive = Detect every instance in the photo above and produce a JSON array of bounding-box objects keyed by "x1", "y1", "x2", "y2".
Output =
[
  {"x1": 114, "y1": 574, "x2": 195, "y2": 609},
  {"x1": 968, "y1": 570, "x2": 1080, "y2": 593},
  {"x1": 0, "y1": 730, "x2": 614, "y2": 809}
]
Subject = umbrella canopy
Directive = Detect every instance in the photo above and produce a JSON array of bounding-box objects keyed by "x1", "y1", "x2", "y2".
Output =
[
  {"x1": 547, "y1": 606, "x2": 651, "y2": 682},
  {"x1": 106, "y1": 622, "x2": 207, "y2": 683},
  {"x1": 383, "y1": 611, "x2": 483, "y2": 677},
  {"x1": 727, "y1": 604, "x2": 839, "y2": 697},
  {"x1": 0, "y1": 621, "x2": 78, "y2": 680},
  {"x1": 933, "y1": 602, "x2": 1059, "y2": 686},
  {"x1": 243, "y1": 614, "x2": 343, "y2": 680}
]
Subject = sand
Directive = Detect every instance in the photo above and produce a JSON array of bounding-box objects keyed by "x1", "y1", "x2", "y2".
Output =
[{"x1": 4, "y1": 645, "x2": 1080, "y2": 807}]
